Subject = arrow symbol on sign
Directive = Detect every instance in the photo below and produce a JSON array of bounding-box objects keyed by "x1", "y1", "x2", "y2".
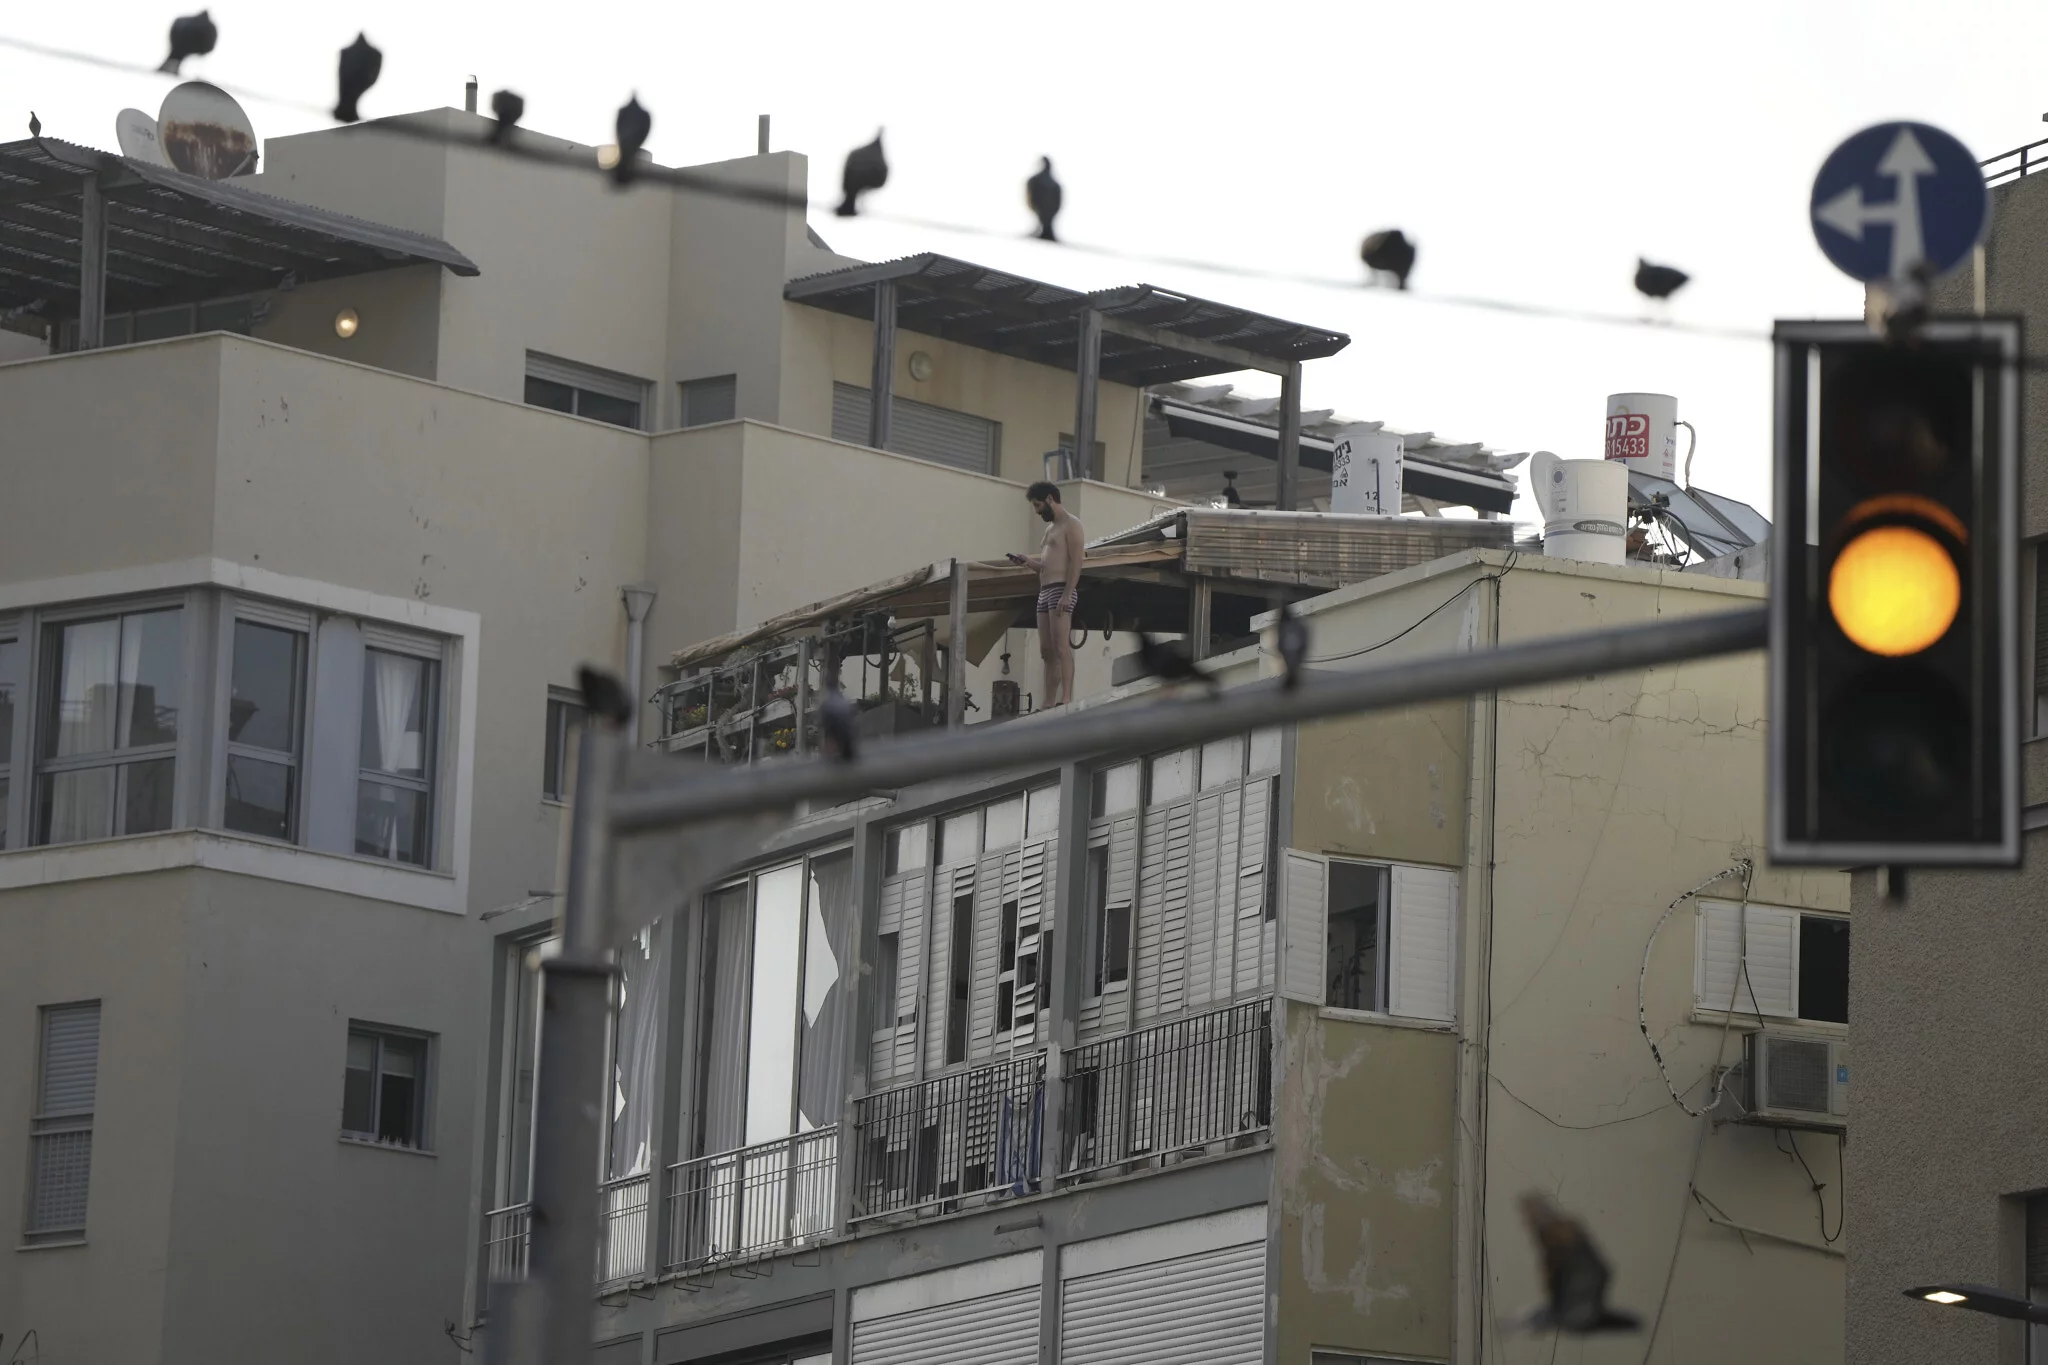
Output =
[{"x1": 1814, "y1": 127, "x2": 1939, "y2": 281}]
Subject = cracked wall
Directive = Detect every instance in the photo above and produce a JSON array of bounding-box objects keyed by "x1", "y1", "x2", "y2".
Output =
[
  {"x1": 1295, "y1": 698, "x2": 1469, "y2": 869},
  {"x1": 1275, "y1": 1007, "x2": 1456, "y2": 1362}
]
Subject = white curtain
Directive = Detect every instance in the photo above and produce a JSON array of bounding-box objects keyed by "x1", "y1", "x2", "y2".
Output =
[
  {"x1": 608, "y1": 925, "x2": 664, "y2": 1180},
  {"x1": 797, "y1": 852, "x2": 857, "y2": 1131},
  {"x1": 46, "y1": 620, "x2": 122, "y2": 844},
  {"x1": 369, "y1": 651, "x2": 422, "y2": 775}
]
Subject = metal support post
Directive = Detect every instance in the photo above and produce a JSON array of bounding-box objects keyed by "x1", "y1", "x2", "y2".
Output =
[
  {"x1": 1275, "y1": 362, "x2": 1303, "y2": 511},
  {"x1": 1071, "y1": 310, "x2": 1102, "y2": 482},
  {"x1": 1187, "y1": 578, "x2": 1213, "y2": 661},
  {"x1": 1040, "y1": 761, "x2": 1089, "y2": 1188},
  {"x1": 796, "y1": 636, "x2": 814, "y2": 756},
  {"x1": 869, "y1": 280, "x2": 897, "y2": 451},
  {"x1": 512, "y1": 719, "x2": 625, "y2": 1365},
  {"x1": 77, "y1": 177, "x2": 106, "y2": 351},
  {"x1": 946, "y1": 559, "x2": 968, "y2": 728}
]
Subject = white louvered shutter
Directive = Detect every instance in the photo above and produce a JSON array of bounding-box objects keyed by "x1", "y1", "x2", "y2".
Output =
[
  {"x1": 30, "y1": 1003, "x2": 101, "y2": 1237},
  {"x1": 1060, "y1": 1237, "x2": 1265, "y2": 1365},
  {"x1": 1187, "y1": 792, "x2": 1224, "y2": 1011},
  {"x1": 1694, "y1": 899, "x2": 1798, "y2": 1018},
  {"x1": 1278, "y1": 851, "x2": 1327, "y2": 1005},
  {"x1": 1388, "y1": 865, "x2": 1458, "y2": 1023},
  {"x1": 830, "y1": 383, "x2": 999, "y2": 475}
]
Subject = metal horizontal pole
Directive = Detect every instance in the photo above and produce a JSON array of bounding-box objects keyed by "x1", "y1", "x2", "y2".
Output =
[
  {"x1": 1095, "y1": 312, "x2": 1292, "y2": 378},
  {"x1": 609, "y1": 605, "x2": 1769, "y2": 835}
]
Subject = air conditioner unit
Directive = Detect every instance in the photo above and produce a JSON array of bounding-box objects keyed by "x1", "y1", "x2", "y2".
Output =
[{"x1": 1742, "y1": 1028, "x2": 1847, "y2": 1129}]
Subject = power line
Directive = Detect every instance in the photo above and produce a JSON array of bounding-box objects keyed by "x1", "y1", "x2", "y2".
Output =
[{"x1": 0, "y1": 30, "x2": 1777, "y2": 345}]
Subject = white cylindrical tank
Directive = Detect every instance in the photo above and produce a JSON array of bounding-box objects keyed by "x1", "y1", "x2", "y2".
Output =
[
  {"x1": 1530, "y1": 451, "x2": 1628, "y2": 565},
  {"x1": 1604, "y1": 392, "x2": 1679, "y2": 481},
  {"x1": 1329, "y1": 429, "x2": 1404, "y2": 515}
]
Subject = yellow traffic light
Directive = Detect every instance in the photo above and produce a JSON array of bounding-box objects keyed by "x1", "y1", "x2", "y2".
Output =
[{"x1": 1827, "y1": 524, "x2": 1960, "y2": 656}]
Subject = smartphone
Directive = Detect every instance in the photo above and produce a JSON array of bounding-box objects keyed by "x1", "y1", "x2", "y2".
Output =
[{"x1": 1006, "y1": 553, "x2": 1026, "y2": 564}]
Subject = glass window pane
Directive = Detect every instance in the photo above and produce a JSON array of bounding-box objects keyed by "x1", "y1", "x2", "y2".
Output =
[
  {"x1": 355, "y1": 780, "x2": 430, "y2": 865},
  {"x1": 360, "y1": 650, "x2": 435, "y2": 778},
  {"x1": 1201, "y1": 736, "x2": 1244, "y2": 789},
  {"x1": 1027, "y1": 785, "x2": 1060, "y2": 838},
  {"x1": 44, "y1": 618, "x2": 121, "y2": 758},
  {"x1": 1249, "y1": 727, "x2": 1282, "y2": 773},
  {"x1": 1091, "y1": 761, "x2": 1139, "y2": 818},
  {"x1": 38, "y1": 768, "x2": 115, "y2": 845},
  {"x1": 377, "y1": 1068, "x2": 418, "y2": 1144},
  {"x1": 524, "y1": 375, "x2": 575, "y2": 413},
  {"x1": 382, "y1": 1036, "x2": 420, "y2": 1079},
  {"x1": 938, "y1": 811, "x2": 980, "y2": 865},
  {"x1": 225, "y1": 754, "x2": 294, "y2": 840},
  {"x1": 576, "y1": 389, "x2": 642, "y2": 430},
  {"x1": 885, "y1": 821, "x2": 928, "y2": 875},
  {"x1": 0, "y1": 636, "x2": 19, "y2": 767},
  {"x1": 120, "y1": 610, "x2": 183, "y2": 747},
  {"x1": 983, "y1": 795, "x2": 1024, "y2": 850},
  {"x1": 543, "y1": 698, "x2": 582, "y2": 800},
  {"x1": 1327, "y1": 862, "x2": 1385, "y2": 1011},
  {"x1": 342, "y1": 1041, "x2": 375, "y2": 1133},
  {"x1": 745, "y1": 865, "x2": 805, "y2": 1143},
  {"x1": 1147, "y1": 750, "x2": 1194, "y2": 804},
  {"x1": 230, "y1": 621, "x2": 303, "y2": 754},
  {"x1": 121, "y1": 757, "x2": 175, "y2": 835},
  {"x1": 348, "y1": 1033, "x2": 376, "y2": 1069}
]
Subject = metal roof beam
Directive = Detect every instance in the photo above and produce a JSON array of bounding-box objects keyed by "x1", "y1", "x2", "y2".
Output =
[
  {"x1": 100, "y1": 196, "x2": 344, "y2": 272},
  {"x1": 1096, "y1": 313, "x2": 1292, "y2": 377},
  {"x1": 784, "y1": 254, "x2": 943, "y2": 300}
]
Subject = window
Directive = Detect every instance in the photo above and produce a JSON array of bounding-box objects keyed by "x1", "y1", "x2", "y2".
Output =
[
  {"x1": 1026, "y1": 784, "x2": 1060, "y2": 837},
  {"x1": 27, "y1": 1001, "x2": 99, "y2": 1244},
  {"x1": 946, "y1": 891, "x2": 974, "y2": 1064},
  {"x1": 524, "y1": 352, "x2": 649, "y2": 431},
  {"x1": 1147, "y1": 749, "x2": 1194, "y2": 804},
  {"x1": 1088, "y1": 843, "x2": 1130, "y2": 993},
  {"x1": 357, "y1": 647, "x2": 439, "y2": 866},
  {"x1": 680, "y1": 374, "x2": 738, "y2": 427},
  {"x1": 885, "y1": 820, "x2": 929, "y2": 875},
  {"x1": 830, "y1": 382, "x2": 1000, "y2": 475},
  {"x1": 983, "y1": 794, "x2": 1024, "y2": 850},
  {"x1": 1249, "y1": 727, "x2": 1282, "y2": 773},
  {"x1": 543, "y1": 693, "x2": 584, "y2": 802},
  {"x1": 996, "y1": 897, "x2": 1021, "y2": 1031},
  {"x1": 876, "y1": 932, "x2": 901, "y2": 1025},
  {"x1": 342, "y1": 1025, "x2": 429, "y2": 1148},
  {"x1": 1327, "y1": 862, "x2": 1388, "y2": 1011},
  {"x1": 1200, "y1": 736, "x2": 1244, "y2": 790},
  {"x1": 938, "y1": 810, "x2": 980, "y2": 866},
  {"x1": 1090, "y1": 761, "x2": 1139, "y2": 818},
  {"x1": 224, "y1": 619, "x2": 305, "y2": 841},
  {"x1": 1278, "y1": 853, "x2": 1458, "y2": 1021},
  {"x1": 1694, "y1": 902, "x2": 1849, "y2": 1025},
  {"x1": 37, "y1": 606, "x2": 183, "y2": 844},
  {"x1": 0, "y1": 632, "x2": 19, "y2": 849}
]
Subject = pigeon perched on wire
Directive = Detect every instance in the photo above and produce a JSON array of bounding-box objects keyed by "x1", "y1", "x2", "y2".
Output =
[
  {"x1": 819, "y1": 658, "x2": 858, "y2": 761},
  {"x1": 160, "y1": 11, "x2": 217, "y2": 75},
  {"x1": 612, "y1": 96, "x2": 651, "y2": 186},
  {"x1": 577, "y1": 666, "x2": 634, "y2": 727},
  {"x1": 1277, "y1": 601, "x2": 1309, "y2": 691},
  {"x1": 1361, "y1": 229, "x2": 1417, "y2": 290},
  {"x1": 489, "y1": 90, "x2": 525, "y2": 146},
  {"x1": 1518, "y1": 1193, "x2": 1642, "y2": 1335},
  {"x1": 1634, "y1": 258, "x2": 1689, "y2": 300},
  {"x1": 1134, "y1": 633, "x2": 1219, "y2": 694},
  {"x1": 1027, "y1": 157, "x2": 1062, "y2": 241},
  {"x1": 333, "y1": 34, "x2": 383, "y2": 124},
  {"x1": 836, "y1": 131, "x2": 887, "y2": 217}
]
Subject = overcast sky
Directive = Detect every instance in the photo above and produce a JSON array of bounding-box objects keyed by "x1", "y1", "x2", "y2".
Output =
[{"x1": 7, "y1": 1, "x2": 2046, "y2": 523}]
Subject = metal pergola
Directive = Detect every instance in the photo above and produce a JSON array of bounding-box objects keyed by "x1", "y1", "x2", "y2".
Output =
[{"x1": 784, "y1": 253, "x2": 1351, "y2": 509}]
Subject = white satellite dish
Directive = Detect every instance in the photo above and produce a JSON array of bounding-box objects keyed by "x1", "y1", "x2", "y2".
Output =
[
  {"x1": 158, "y1": 81, "x2": 258, "y2": 179},
  {"x1": 115, "y1": 108, "x2": 167, "y2": 166}
]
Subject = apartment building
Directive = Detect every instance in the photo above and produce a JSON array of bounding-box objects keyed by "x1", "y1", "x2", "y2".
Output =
[
  {"x1": 471, "y1": 505, "x2": 1853, "y2": 1365},
  {"x1": 0, "y1": 105, "x2": 1355, "y2": 1365},
  {"x1": 1841, "y1": 138, "x2": 2048, "y2": 1365}
]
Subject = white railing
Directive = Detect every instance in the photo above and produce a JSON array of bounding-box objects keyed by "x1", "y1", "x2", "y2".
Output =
[
  {"x1": 483, "y1": 1201, "x2": 531, "y2": 1281},
  {"x1": 663, "y1": 1126, "x2": 839, "y2": 1271},
  {"x1": 598, "y1": 1173, "x2": 651, "y2": 1285}
]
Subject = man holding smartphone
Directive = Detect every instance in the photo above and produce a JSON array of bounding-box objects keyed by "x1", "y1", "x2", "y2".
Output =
[{"x1": 1014, "y1": 481, "x2": 1085, "y2": 708}]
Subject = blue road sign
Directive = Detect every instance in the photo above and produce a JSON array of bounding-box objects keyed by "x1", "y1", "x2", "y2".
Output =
[{"x1": 1810, "y1": 122, "x2": 1987, "y2": 283}]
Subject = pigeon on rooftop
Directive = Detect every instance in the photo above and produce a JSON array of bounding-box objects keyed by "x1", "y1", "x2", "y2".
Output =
[
  {"x1": 612, "y1": 96, "x2": 651, "y2": 186},
  {"x1": 1277, "y1": 602, "x2": 1309, "y2": 691},
  {"x1": 1634, "y1": 258, "x2": 1689, "y2": 300},
  {"x1": 1027, "y1": 157, "x2": 1062, "y2": 241},
  {"x1": 837, "y1": 131, "x2": 887, "y2": 217},
  {"x1": 1134, "y1": 633, "x2": 1219, "y2": 694},
  {"x1": 28, "y1": 112, "x2": 40, "y2": 138},
  {"x1": 489, "y1": 90, "x2": 525, "y2": 146},
  {"x1": 1518, "y1": 1193, "x2": 1642, "y2": 1335},
  {"x1": 1361, "y1": 229, "x2": 1417, "y2": 290},
  {"x1": 160, "y1": 11, "x2": 217, "y2": 75},
  {"x1": 333, "y1": 34, "x2": 383, "y2": 124}
]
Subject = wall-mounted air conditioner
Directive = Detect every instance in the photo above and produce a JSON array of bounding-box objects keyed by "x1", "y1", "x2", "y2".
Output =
[{"x1": 1742, "y1": 1028, "x2": 1847, "y2": 1129}]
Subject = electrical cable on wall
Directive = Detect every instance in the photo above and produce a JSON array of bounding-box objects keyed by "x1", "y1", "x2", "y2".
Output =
[{"x1": 1635, "y1": 859, "x2": 1756, "y2": 1119}]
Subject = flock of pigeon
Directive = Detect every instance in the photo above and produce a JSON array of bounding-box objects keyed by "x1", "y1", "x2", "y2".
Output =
[{"x1": 152, "y1": 11, "x2": 1691, "y2": 302}]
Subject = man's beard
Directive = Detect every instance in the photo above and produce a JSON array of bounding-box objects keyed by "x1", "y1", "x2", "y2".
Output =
[{"x1": 1038, "y1": 506, "x2": 1055, "y2": 522}]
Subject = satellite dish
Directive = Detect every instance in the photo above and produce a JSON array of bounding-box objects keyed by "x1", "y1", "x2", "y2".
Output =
[
  {"x1": 157, "y1": 81, "x2": 258, "y2": 180},
  {"x1": 115, "y1": 108, "x2": 167, "y2": 166}
]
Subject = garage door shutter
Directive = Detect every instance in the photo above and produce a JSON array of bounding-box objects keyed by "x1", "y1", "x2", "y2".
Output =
[{"x1": 1061, "y1": 1238, "x2": 1264, "y2": 1365}]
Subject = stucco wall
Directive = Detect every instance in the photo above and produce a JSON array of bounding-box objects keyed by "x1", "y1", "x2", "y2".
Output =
[
  {"x1": 1275, "y1": 1008, "x2": 1457, "y2": 1362},
  {"x1": 253, "y1": 263, "x2": 444, "y2": 381}
]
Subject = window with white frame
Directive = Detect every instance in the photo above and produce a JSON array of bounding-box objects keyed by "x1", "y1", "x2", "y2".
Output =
[
  {"x1": 0, "y1": 592, "x2": 455, "y2": 871},
  {"x1": 1694, "y1": 900, "x2": 1849, "y2": 1025},
  {"x1": 27, "y1": 1000, "x2": 100, "y2": 1244},
  {"x1": 524, "y1": 352, "x2": 650, "y2": 431},
  {"x1": 1278, "y1": 852, "x2": 1459, "y2": 1022},
  {"x1": 342, "y1": 1023, "x2": 430, "y2": 1148},
  {"x1": 543, "y1": 692, "x2": 585, "y2": 802}
]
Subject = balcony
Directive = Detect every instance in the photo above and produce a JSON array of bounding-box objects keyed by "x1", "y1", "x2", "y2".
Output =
[
  {"x1": 664, "y1": 1127, "x2": 839, "y2": 1272},
  {"x1": 850, "y1": 1054, "x2": 1047, "y2": 1225},
  {"x1": 480, "y1": 1175, "x2": 651, "y2": 1289}
]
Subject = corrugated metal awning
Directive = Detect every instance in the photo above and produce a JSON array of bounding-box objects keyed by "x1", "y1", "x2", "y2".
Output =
[
  {"x1": 0, "y1": 136, "x2": 479, "y2": 316},
  {"x1": 1095, "y1": 507, "x2": 1516, "y2": 589}
]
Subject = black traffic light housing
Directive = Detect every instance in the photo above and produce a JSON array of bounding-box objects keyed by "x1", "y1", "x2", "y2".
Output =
[{"x1": 1770, "y1": 318, "x2": 2021, "y2": 867}]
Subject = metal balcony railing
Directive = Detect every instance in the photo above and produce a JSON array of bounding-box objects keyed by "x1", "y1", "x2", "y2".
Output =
[
  {"x1": 1058, "y1": 999, "x2": 1272, "y2": 1180},
  {"x1": 664, "y1": 1127, "x2": 839, "y2": 1271},
  {"x1": 598, "y1": 1173, "x2": 652, "y2": 1285},
  {"x1": 483, "y1": 1201, "x2": 532, "y2": 1281},
  {"x1": 1984, "y1": 137, "x2": 2048, "y2": 188},
  {"x1": 850, "y1": 1053, "x2": 1045, "y2": 1224}
]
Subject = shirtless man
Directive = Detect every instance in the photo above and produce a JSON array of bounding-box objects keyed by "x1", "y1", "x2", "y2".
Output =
[{"x1": 1016, "y1": 481, "x2": 1085, "y2": 708}]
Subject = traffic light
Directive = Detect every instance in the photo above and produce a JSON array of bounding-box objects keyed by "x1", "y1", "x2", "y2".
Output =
[{"x1": 1770, "y1": 319, "x2": 2021, "y2": 867}]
